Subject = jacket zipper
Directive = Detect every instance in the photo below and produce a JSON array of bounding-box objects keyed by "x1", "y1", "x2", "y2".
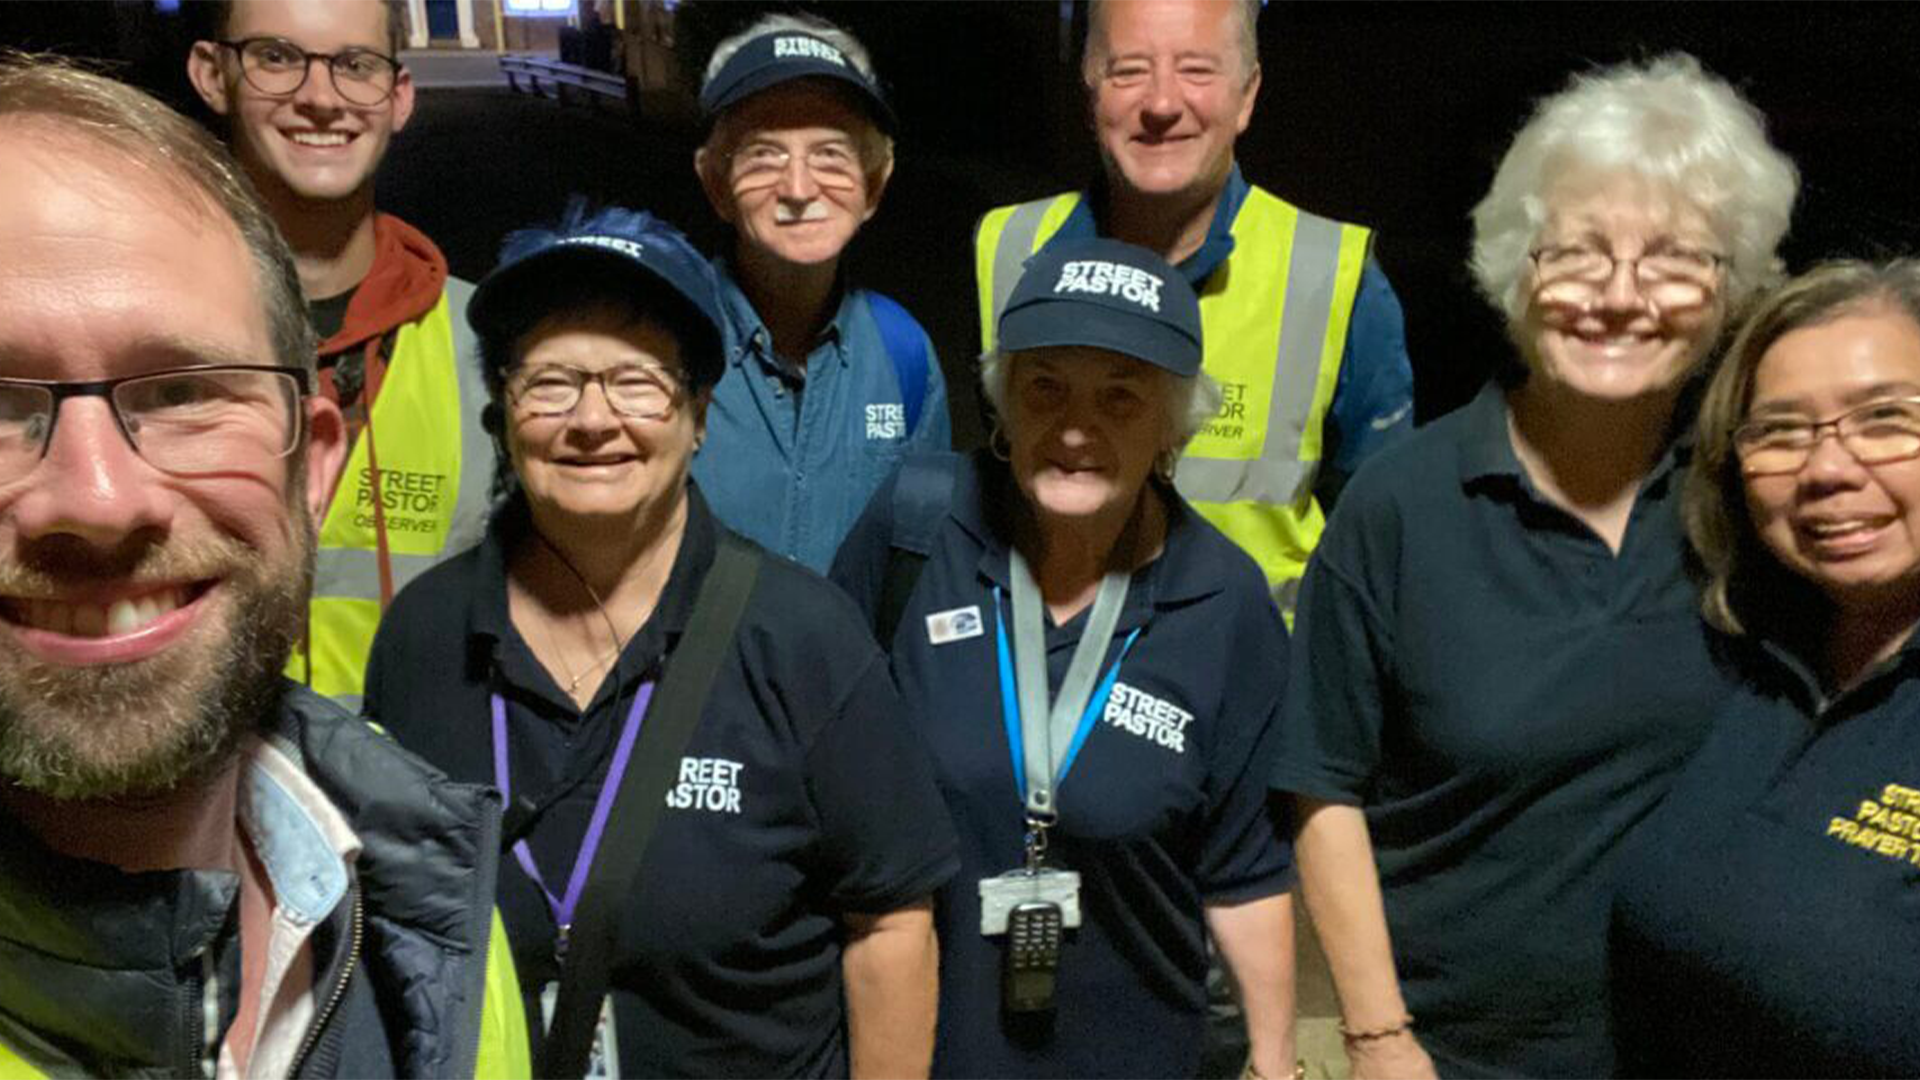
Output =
[{"x1": 289, "y1": 886, "x2": 363, "y2": 1078}]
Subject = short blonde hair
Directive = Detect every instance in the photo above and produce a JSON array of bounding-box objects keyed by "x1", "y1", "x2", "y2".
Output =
[
  {"x1": 1685, "y1": 259, "x2": 1920, "y2": 635},
  {"x1": 1470, "y1": 53, "x2": 1798, "y2": 325},
  {"x1": 0, "y1": 52, "x2": 313, "y2": 376}
]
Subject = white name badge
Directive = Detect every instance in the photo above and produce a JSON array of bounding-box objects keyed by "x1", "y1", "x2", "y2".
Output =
[
  {"x1": 926, "y1": 605, "x2": 985, "y2": 645},
  {"x1": 979, "y1": 868, "x2": 1081, "y2": 936},
  {"x1": 540, "y1": 982, "x2": 622, "y2": 1080}
]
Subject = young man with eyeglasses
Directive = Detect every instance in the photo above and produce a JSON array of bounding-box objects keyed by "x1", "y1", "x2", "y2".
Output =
[
  {"x1": 689, "y1": 13, "x2": 950, "y2": 573},
  {"x1": 0, "y1": 55, "x2": 526, "y2": 1078},
  {"x1": 188, "y1": 0, "x2": 493, "y2": 711}
]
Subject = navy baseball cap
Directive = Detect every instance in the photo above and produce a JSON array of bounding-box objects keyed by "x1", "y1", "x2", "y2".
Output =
[
  {"x1": 468, "y1": 202, "x2": 725, "y2": 391},
  {"x1": 998, "y1": 239, "x2": 1204, "y2": 377},
  {"x1": 699, "y1": 28, "x2": 897, "y2": 134}
]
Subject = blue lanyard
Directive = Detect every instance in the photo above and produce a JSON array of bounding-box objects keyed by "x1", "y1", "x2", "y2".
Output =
[{"x1": 993, "y1": 585, "x2": 1142, "y2": 805}]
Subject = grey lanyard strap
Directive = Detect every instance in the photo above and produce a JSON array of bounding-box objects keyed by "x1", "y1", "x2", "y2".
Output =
[{"x1": 1009, "y1": 547, "x2": 1131, "y2": 821}]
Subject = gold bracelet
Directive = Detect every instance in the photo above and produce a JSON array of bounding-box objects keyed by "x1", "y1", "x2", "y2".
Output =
[
  {"x1": 1339, "y1": 1014, "x2": 1414, "y2": 1043},
  {"x1": 1239, "y1": 1059, "x2": 1309, "y2": 1080}
]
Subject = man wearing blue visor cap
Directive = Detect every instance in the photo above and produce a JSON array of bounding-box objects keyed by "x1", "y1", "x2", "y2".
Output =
[{"x1": 691, "y1": 14, "x2": 950, "y2": 573}]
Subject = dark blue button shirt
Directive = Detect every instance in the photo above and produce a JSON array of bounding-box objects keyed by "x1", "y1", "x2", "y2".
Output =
[
  {"x1": 366, "y1": 489, "x2": 959, "y2": 1078},
  {"x1": 1612, "y1": 634, "x2": 1920, "y2": 1077},
  {"x1": 832, "y1": 451, "x2": 1292, "y2": 1079},
  {"x1": 692, "y1": 260, "x2": 951, "y2": 572},
  {"x1": 1045, "y1": 164, "x2": 1414, "y2": 477},
  {"x1": 1271, "y1": 383, "x2": 1731, "y2": 1078}
]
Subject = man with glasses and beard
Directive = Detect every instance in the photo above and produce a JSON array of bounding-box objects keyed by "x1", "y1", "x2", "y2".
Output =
[
  {"x1": 0, "y1": 56, "x2": 526, "y2": 1078},
  {"x1": 188, "y1": 0, "x2": 494, "y2": 711}
]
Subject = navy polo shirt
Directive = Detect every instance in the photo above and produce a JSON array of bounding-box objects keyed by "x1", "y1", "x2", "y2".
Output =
[
  {"x1": 1612, "y1": 633, "x2": 1920, "y2": 1076},
  {"x1": 692, "y1": 259, "x2": 951, "y2": 572},
  {"x1": 1043, "y1": 164, "x2": 1413, "y2": 477},
  {"x1": 1270, "y1": 383, "x2": 1731, "y2": 1078},
  {"x1": 364, "y1": 488, "x2": 959, "y2": 1078},
  {"x1": 831, "y1": 451, "x2": 1293, "y2": 1079}
]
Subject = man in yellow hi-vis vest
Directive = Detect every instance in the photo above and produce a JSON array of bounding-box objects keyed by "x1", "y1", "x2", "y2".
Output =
[
  {"x1": 975, "y1": 0, "x2": 1414, "y2": 615},
  {"x1": 189, "y1": 0, "x2": 493, "y2": 711},
  {"x1": 0, "y1": 56, "x2": 526, "y2": 1078}
]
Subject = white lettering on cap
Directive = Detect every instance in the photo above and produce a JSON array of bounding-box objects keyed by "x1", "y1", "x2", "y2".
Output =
[
  {"x1": 1053, "y1": 260, "x2": 1163, "y2": 313},
  {"x1": 557, "y1": 235, "x2": 645, "y2": 261},
  {"x1": 773, "y1": 36, "x2": 848, "y2": 66}
]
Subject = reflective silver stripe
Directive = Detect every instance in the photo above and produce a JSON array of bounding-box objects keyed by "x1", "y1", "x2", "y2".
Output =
[
  {"x1": 443, "y1": 276, "x2": 496, "y2": 556},
  {"x1": 314, "y1": 545, "x2": 447, "y2": 600},
  {"x1": 1175, "y1": 210, "x2": 1346, "y2": 507},
  {"x1": 988, "y1": 198, "x2": 1061, "y2": 332}
]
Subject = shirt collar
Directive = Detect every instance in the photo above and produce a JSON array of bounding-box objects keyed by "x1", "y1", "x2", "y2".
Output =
[
  {"x1": 238, "y1": 736, "x2": 360, "y2": 925},
  {"x1": 711, "y1": 256, "x2": 852, "y2": 373},
  {"x1": 1057, "y1": 163, "x2": 1247, "y2": 287},
  {"x1": 1456, "y1": 380, "x2": 1694, "y2": 494}
]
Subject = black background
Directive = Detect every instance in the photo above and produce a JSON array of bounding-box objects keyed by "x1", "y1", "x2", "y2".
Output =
[{"x1": 6, "y1": 1, "x2": 1919, "y2": 446}]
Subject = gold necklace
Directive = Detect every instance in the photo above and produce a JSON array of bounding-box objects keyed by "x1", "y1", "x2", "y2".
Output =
[{"x1": 533, "y1": 533, "x2": 631, "y2": 699}]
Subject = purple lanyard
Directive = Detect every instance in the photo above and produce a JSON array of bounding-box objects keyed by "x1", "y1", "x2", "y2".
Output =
[{"x1": 490, "y1": 682, "x2": 655, "y2": 940}]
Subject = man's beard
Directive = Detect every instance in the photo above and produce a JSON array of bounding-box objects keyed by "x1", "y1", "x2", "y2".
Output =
[{"x1": 0, "y1": 516, "x2": 312, "y2": 801}]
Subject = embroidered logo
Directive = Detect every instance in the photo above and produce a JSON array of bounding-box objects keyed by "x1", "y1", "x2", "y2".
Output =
[
  {"x1": 866, "y1": 403, "x2": 906, "y2": 440},
  {"x1": 665, "y1": 757, "x2": 744, "y2": 814},
  {"x1": 1052, "y1": 259, "x2": 1163, "y2": 312},
  {"x1": 1103, "y1": 682, "x2": 1191, "y2": 754},
  {"x1": 774, "y1": 36, "x2": 847, "y2": 66},
  {"x1": 1824, "y1": 781, "x2": 1920, "y2": 867}
]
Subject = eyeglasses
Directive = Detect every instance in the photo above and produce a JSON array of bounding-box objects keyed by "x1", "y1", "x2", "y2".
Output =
[
  {"x1": 218, "y1": 37, "x2": 402, "y2": 106},
  {"x1": 1529, "y1": 243, "x2": 1726, "y2": 312},
  {"x1": 1734, "y1": 396, "x2": 1920, "y2": 476},
  {"x1": 727, "y1": 141, "x2": 864, "y2": 191},
  {"x1": 0, "y1": 366, "x2": 311, "y2": 484},
  {"x1": 507, "y1": 364, "x2": 682, "y2": 421}
]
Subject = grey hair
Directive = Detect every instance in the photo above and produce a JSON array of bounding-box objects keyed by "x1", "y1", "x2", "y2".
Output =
[
  {"x1": 1470, "y1": 53, "x2": 1798, "y2": 323},
  {"x1": 1083, "y1": 0, "x2": 1261, "y2": 83},
  {"x1": 979, "y1": 348, "x2": 1225, "y2": 451},
  {"x1": 704, "y1": 12, "x2": 879, "y2": 85},
  {"x1": 0, "y1": 52, "x2": 314, "y2": 378}
]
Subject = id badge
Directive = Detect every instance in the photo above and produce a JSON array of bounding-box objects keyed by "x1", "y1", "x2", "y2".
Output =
[
  {"x1": 978, "y1": 868, "x2": 1081, "y2": 935},
  {"x1": 539, "y1": 982, "x2": 622, "y2": 1080}
]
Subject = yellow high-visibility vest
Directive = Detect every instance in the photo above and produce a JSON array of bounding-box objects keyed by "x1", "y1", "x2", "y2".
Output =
[
  {"x1": 974, "y1": 186, "x2": 1371, "y2": 613},
  {"x1": 288, "y1": 281, "x2": 493, "y2": 711}
]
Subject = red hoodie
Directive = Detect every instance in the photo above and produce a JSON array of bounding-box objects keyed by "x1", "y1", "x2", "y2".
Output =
[{"x1": 317, "y1": 212, "x2": 449, "y2": 372}]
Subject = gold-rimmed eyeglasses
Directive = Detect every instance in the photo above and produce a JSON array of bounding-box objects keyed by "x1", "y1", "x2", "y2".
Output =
[
  {"x1": 1529, "y1": 242, "x2": 1726, "y2": 312},
  {"x1": 1734, "y1": 396, "x2": 1920, "y2": 476},
  {"x1": 0, "y1": 366, "x2": 311, "y2": 483},
  {"x1": 507, "y1": 363, "x2": 683, "y2": 421},
  {"x1": 217, "y1": 37, "x2": 402, "y2": 106}
]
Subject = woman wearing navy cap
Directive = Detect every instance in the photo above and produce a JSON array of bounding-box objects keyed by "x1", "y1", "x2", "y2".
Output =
[
  {"x1": 832, "y1": 237, "x2": 1297, "y2": 1079},
  {"x1": 1610, "y1": 260, "x2": 1920, "y2": 1076},
  {"x1": 363, "y1": 201, "x2": 958, "y2": 1079}
]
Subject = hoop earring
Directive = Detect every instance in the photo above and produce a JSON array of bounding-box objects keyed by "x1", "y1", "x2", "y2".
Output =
[
  {"x1": 989, "y1": 421, "x2": 1013, "y2": 462},
  {"x1": 1155, "y1": 449, "x2": 1177, "y2": 483}
]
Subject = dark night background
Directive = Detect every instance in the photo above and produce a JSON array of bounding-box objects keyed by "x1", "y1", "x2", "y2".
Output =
[{"x1": 6, "y1": 1, "x2": 1919, "y2": 448}]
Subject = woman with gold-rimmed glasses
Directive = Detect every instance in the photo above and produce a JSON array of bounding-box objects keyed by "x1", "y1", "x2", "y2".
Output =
[
  {"x1": 362, "y1": 203, "x2": 957, "y2": 1079},
  {"x1": 1610, "y1": 260, "x2": 1920, "y2": 1077},
  {"x1": 1270, "y1": 54, "x2": 1799, "y2": 1078}
]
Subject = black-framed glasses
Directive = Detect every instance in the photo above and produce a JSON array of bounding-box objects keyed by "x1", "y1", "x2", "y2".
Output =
[
  {"x1": 0, "y1": 366, "x2": 312, "y2": 484},
  {"x1": 1529, "y1": 242, "x2": 1726, "y2": 312},
  {"x1": 507, "y1": 363, "x2": 682, "y2": 421},
  {"x1": 218, "y1": 37, "x2": 402, "y2": 106},
  {"x1": 1735, "y1": 396, "x2": 1920, "y2": 476}
]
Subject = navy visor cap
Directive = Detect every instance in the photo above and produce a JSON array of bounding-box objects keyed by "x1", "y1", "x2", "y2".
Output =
[
  {"x1": 998, "y1": 238, "x2": 1203, "y2": 377},
  {"x1": 468, "y1": 203, "x2": 725, "y2": 392},
  {"x1": 699, "y1": 29, "x2": 897, "y2": 133}
]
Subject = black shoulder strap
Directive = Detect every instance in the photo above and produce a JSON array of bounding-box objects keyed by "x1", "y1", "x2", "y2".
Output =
[
  {"x1": 875, "y1": 452, "x2": 961, "y2": 649},
  {"x1": 540, "y1": 532, "x2": 764, "y2": 1079}
]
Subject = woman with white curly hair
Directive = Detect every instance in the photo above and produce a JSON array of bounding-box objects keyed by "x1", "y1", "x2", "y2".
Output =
[{"x1": 1269, "y1": 54, "x2": 1798, "y2": 1078}]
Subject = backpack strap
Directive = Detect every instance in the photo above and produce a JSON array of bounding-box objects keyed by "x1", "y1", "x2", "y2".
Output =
[
  {"x1": 540, "y1": 532, "x2": 764, "y2": 1078},
  {"x1": 875, "y1": 452, "x2": 960, "y2": 648},
  {"x1": 866, "y1": 291, "x2": 929, "y2": 437}
]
